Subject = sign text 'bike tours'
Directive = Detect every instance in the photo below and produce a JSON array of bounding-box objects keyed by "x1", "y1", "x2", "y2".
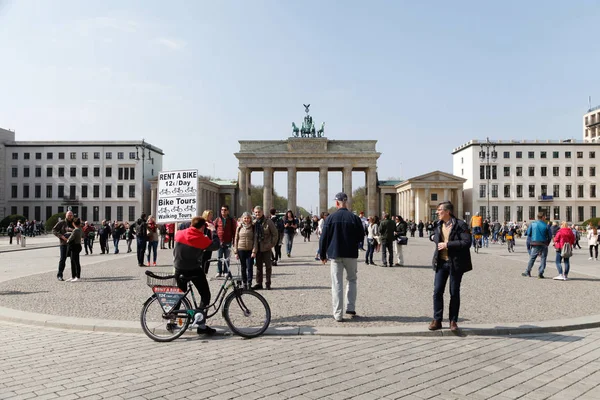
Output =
[{"x1": 157, "y1": 169, "x2": 198, "y2": 223}]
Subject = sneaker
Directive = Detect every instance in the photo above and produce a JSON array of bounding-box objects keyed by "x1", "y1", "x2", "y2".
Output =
[
  {"x1": 65, "y1": 278, "x2": 73, "y2": 282},
  {"x1": 153, "y1": 262, "x2": 157, "y2": 266},
  {"x1": 287, "y1": 253, "x2": 291, "y2": 257},
  {"x1": 335, "y1": 317, "x2": 344, "y2": 322},
  {"x1": 394, "y1": 263, "x2": 401, "y2": 266},
  {"x1": 251, "y1": 283, "x2": 263, "y2": 290},
  {"x1": 71, "y1": 278, "x2": 79, "y2": 282},
  {"x1": 589, "y1": 257, "x2": 594, "y2": 260},
  {"x1": 563, "y1": 275, "x2": 568, "y2": 281},
  {"x1": 214, "y1": 273, "x2": 222, "y2": 278},
  {"x1": 57, "y1": 276, "x2": 64, "y2": 281},
  {"x1": 147, "y1": 262, "x2": 151, "y2": 267},
  {"x1": 266, "y1": 284, "x2": 271, "y2": 290},
  {"x1": 243, "y1": 283, "x2": 248, "y2": 290},
  {"x1": 538, "y1": 274, "x2": 545, "y2": 279},
  {"x1": 346, "y1": 310, "x2": 356, "y2": 316},
  {"x1": 272, "y1": 261, "x2": 277, "y2": 266},
  {"x1": 365, "y1": 261, "x2": 370, "y2": 265},
  {"x1": 553, "y1": 275, "x2": 564, "y2": 280},
  {"x1": 197, "y1": 326, "x2": 216, "y2": 335},
  {"x1": 521, "y1": 272, "x2": 531, "y2": 277},
  {"x1": 315, "y1": 257, "x2": 320, "y2": 261},
  {"x1": 381, "y1": 264, "x2": 388, "y2": 267}
]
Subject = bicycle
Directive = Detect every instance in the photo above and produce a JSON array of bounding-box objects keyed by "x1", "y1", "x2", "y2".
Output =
[
  {"x1": 506, "y1": 234, "x2": 514, "y2": 252},
  {"x1": 141, "y1": 257, "x2": 271, "y2": 342},
  {"x1": 473, "y1": 234, "x2": 482, "y2": 253}
]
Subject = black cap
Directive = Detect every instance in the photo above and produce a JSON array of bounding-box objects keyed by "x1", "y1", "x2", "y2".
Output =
[{"x1": 333, "y1": 192, "x2": 348, "y2": 202}]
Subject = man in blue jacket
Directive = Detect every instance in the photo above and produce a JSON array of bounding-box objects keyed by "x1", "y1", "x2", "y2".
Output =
[
  {"x1": 522, "y1": 212, "x2": 550, "y2": 278},
  {"x1": 319, "y1": 192, "x2": 365, "y2": 322}
]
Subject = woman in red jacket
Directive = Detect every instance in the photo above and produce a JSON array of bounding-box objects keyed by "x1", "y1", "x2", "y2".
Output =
[{"x1": 553, "y1": 221, "x2": 575, "y2": 281}]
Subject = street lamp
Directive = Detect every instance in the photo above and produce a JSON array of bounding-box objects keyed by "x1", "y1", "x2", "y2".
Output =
[
  {"x1": 136, "y1": 139, "x2": 154, "y2": 216},
  {"x1": 479, "y1": 137, "x2": 497, "y2": 221}
]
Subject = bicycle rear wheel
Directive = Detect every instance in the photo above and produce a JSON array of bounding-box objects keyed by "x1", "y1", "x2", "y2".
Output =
[
  {"x1": 141, "y1": 294, "x2": 192, "y2": 342},
  {"x1": 223, "y1": 289, "x2": 271, "y2": 338}
]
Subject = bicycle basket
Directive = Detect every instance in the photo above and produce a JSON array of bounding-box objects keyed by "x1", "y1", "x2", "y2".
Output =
[
  {"x1": 226, "y1": 257, "x2": 243, "y2": 281},
  {"x1": 146, "y1": 272, "x2": 178, "y2": 288}
]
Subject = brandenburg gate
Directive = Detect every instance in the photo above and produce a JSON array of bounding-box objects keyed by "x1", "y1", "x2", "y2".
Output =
[{"x1": 234, "y1": 105, "x2": 381, "y2": 216}]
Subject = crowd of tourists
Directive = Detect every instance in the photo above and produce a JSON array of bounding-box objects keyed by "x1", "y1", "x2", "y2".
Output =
[{"x1": 6, "y1": 219, "x2": 45, "y2": 244}]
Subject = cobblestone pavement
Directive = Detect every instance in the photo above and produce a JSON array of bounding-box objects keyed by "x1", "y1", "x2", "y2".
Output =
[
  {"x1": 2, "y1": 321, "x2": 600, "y2": 399},
  {"x1": 1, "y1": 236, "x2": 600, "y2": 329}
]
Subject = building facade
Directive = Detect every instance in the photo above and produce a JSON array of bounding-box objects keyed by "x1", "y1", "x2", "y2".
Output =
[
  {"x1": 584, "y1": 105, "x2": 600, "y2": 143},
  {"x1": 1, "y1": 133, "x2": 163, "y2": 223},
  {"x1": 453, "y1": 139, "x2": 600, "y2": 224}
]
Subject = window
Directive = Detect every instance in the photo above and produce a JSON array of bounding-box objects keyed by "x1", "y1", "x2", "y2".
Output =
[
  {"x1": 35, "y1": 152, "x2": 41, "y2": 160},
  {"x1": 58, "y1": 185, "x2": 64, "y2": 198},
  {"x1": 46, "y1": 167, "x2": 52, "y2": 177},
  {"x1": 118, "y1": 152, "x2": 124, "y2": 160},
  {"x1": 566, "y1": 206, "x2": 572, "y2": 222},
  {"x1": 492, "y1": 165, "x2": 497, "y2": 179},
  {"x1": 578, "y1": 184, "x2": 584, "y2": 198},
  {"x1": 129, "y1": 184, "x2": 135, "y2": 198},
  {"x1": 69, "y1": 185, "x2": 76, "y2": 200},
  {"x1": 82, "y1": 167, "x2": 88, "y2": 177},
  {"x1": 540, "y1": 151, "x2": 547, "y2": 159},
  {"x1": 553, "y1": 184, "x2": 560, "y2": 197},
  {"x1": 82, "y1": 152, "x2": 88, "y2": 160},
  {"x1": 11, "y1": 152, "x2": 17, "y2": 160},
  {"x1": 516, "y1": 151, "x2": 522, "y2": 158},
  {"x1": 58, "y1": 206, "x2": 64, "y2": 214},
  {"x1": 591, "y1": 166, "x2": 596, "y2": 177},
  {"x1": 94, "y1": 152, "x2": 100, "y2": 159},
  {"x1": 553, "y1": 206, "x2": 560, "y2": 221},
  {"x1": 516, "y1": 167, "x2": 522, "y2": 177},
  {"x1": 503, "y1": 151, "x2": 510, "y2": 159},
  {"x1": 565, "y1": 151, "x2": 571, "y2": 158},
  {"x1": 81, "y1": 206, "x2": 88, "y2": 222},
  {"x1": 10, "y1": 206, "x2": 17, "y2": 215},
  {"x1": 11, "y1": 167, "x2": 17, "y2": 178},
  {"x1": 503, "y1": 166, "x2": 510, "y2": 177},
  {"x1": 117, "y1": 185, "x2": 124, "y2": 198},
  {"x1": 82, "y1": 185, "x2": 88, "y2": 198},
  {"x1": 117, "y1": 206, "x2": 123, "y2": 221},
  {"x1": 23, "y1": 206, "x2": 29, "y2": 219},
  {"x1": 58, "y1": 167, "x2": 65, "y2": 177},
  {"x1": 46, "y1": 206, "x2": 52, "y2": 220},
  {"x1": 105, "y1": 185, "x2": 112, "y2": 198},
  {"x1": 528, "y1": 166, "x2": 535, "y2": 177},
  {"x1": 94, "y1": 167, "x2": 100, "y2": 177},
  {"x1": 541, "y1": 166, "x2": 547, "y2": 177},
  {"x1": 504, "y1": 206, "x2": 511, "y2": 222},
  {"x1": 541, "y1": 185, "x2": 547, "y2": 196},
  {"x1": 553, "y1": 166, "x2": 559, "y2": 177},
  {"x1": 553, "y1": 151, "x2": 559, "y2": 158},
  {"x1": 35, "y1": 167, "x2": 41, "y2": 177},
  {"x1": 578, "y1": 206, "x2": 584, "y2": 222},
  {"x1": 130, "y1": 167, "x2": 135, "y2": 179},
  {"x1": 129, "y1": 206, "x2": 136, "y2": 221},
  {"x1": 565, "y1": 166, "x2": 571, "y2": 177},
  {"x1": 529, "y1": 185, "x2": 535, "y2": 198},
  {"x1": 491, "y1": 184, "x2": 498, "y2": 198},
  {"x1": 46, "y1": 185, "x2": 52, "y2": 198},
  {"x1": 517, "y1": 206, "x2": 523, "y2": 222},
  {"x1": 105, "y1": 206, "x2": 112, "y2": 221},
  {"x1": 479, "y1": 184, "x2": 486, "y2": 198},
  {"x1": 592, "y1": 206, "x2": 598, "y2": 219},
  {"x1": 529, "y1": 206, "x2": 536, "y2": 220},
  {"x1": 93, "y1": 207, "x2": 99, "y2": 221},
  {"x1": 577, "y1": 166, "x2": 584, "y2": 177},
  {"x1": 528, "y1": 151, "x2": 534, "y2": 159},
  {"x1": 480, "y1": 165, "x2": 484, "y2": 179},
  {"x1": 431, "y1": 193, "x2": 438, "y2": 201},
  {"x1": 577, "y1": 151, "x2": 583, "y2": 158},
  {"x1": 492, "y1": 206, "x2": 498, "y2": 222},
  {"x1": 47, "y1": 152, "x2": 53, "y2": 159},
  {"x1": 566, "y1": 185, "x2": 572, "y2": 198},
  {"x1": 34, "y1": 185, "x2": 41, "y2": 198},
  {"x1": 591, "y1": 184, "x2": 597, "y2": 198},
  {"x1": 23, "y1": 167, "x2": 29, "y2": 178},
  {"x1": 504, "y1": 184, "x2": 510, "y2": 198},
  {"x1": 129, "y1": 152, "x2": 136, "y2": 160},
  {"x1": 106, "y1": 167, "x2": 112, "y2": 177},
  {"x1": 516, "y1": 185, "x2": 523, "y2": 198},
  {"x1": 590, "y1": 151, "x2": 596, "y2": 159},
  {"x1": 106, "y1": 152, "x2": 112, "y2": 159},
  {"x1": 24, "y1": 153, "x2": 31, "y2": 160},
  {"x1": 70, "y1": 152, "x2": 76, "y2": 160},
  {"x1": 11, "y1": 185, "x2": 17, "y2": 198},
  {"x1": 124, "y1": 168, "x2": 129, "y2": 180},
  {"x1": 93, "y1": 185, "x2": 100, "y2": 198},
  {"x1": 58, "y1": 152, "x2": 65, "y2": 159},
  {"x1": 480, "y1": 206, "x2": 487, "y2": 219},
  {"x1": 70, "y1": 167, "x2": 76, "y2": 177}
]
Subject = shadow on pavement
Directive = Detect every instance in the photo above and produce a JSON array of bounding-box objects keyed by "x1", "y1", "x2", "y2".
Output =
[
  {"x1": 272, "y1": 286, "x2": 330, "y2": 291},
  {"x1": 0, "y1": 290, "x2": 49, "y2": 295},
  {"x1": 83, "y1": 276, "x2": 137, "y2": 282}
]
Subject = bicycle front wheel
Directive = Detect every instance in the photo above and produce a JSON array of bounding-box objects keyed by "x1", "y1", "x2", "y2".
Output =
[
  {"x1": 223, "y1": 289, "x2": 271, "y2": 338},
  {"x1": 141, "y1": 294, "x2": 192, "y2": 342}
]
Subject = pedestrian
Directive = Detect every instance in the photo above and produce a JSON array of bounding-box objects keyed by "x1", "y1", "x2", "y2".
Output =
[
  {"x1": 417, "y1": 220, "x2": 424, "y2": 237},
  {"x1": 166, "y1": 222, "x2": 175, "y2": 249},
  {"x1": 319, "y1": 192, "x2": 365, "y2": 322},
  {"x1": 283, "y1": 210, "x2": 298, "y2": 257},
  {"x1": 213, "y1": 205, "x2": 237, "y2": 278},
  {"x1": 135, "y1": 213, "x2": 148, "y2": 267},
  {"x1": 358, "y1": 211, "x2": 368, "y2": 250},
  {"x1": 251, "y1": 206, "x2": 278, "y2": 290},
  {"x1": 429, "y1": 201, "x2": 472, "y2": 332},
  {"x1": 393, "y1": 215, "x2": 408, "y2": 266},
  {"x1": 588, "y1": 227, "x2": 599, "y2": 261},
  {"x1": 201, "y1": 209, "x2": 215, "y2": 274},
  {"x1": 470, "y1": 212, "x2": 483, "y2": 247},
  {"x1": 270, "y1": 208, "x2": 284, "y2": 265},
  {"x1": 125, "y1": 221, "x2": 134, "y2": 253},
  {"x1": 315, "y1": 211, "x2": 329, "y2": 261},
  {"x1": 234, "y1": 211, "x2": 255, "y2": 290},
  {"x1": 52, "y1": 211, "x2": 75, "y2": 281},
  {"x1": 15, "y1": 220, "x2": 23, "y2": 245},
  {"x1": 379, "y1": 212, "x2": 395, "y2": 267},
  {"x1": 66, "y1": 218, "x2": 83, "y2": 282},
  {"x1": 482, "y1": 219, "x2": 490, "y2": 247},
  {"x1": 301, "y1": 215, "x2": 312, "y2": 242},
  {"x1": 159, "y1": 223, "x2": 167, "y2": 249},
  {"x1": 113, "y1": 221, "x2": 125, "y2": 254},
  {"x1": 82, "y1": 221, "x2": 94, "y2": 255},
  {"x1": 553, "y1": 221, "x2": 575, "y2": 281},
  {"x1": 98, "y1": 219, "x2": 111, "y2": 254},
  {"x1": 146, "y1": 216, "x2": 159, "y2": 266},
  {"x1": 572, "y1": 225, "x2": 582, "y2": 249},
  {"x1": 365, "y1": 216, "x2": 379, "y2": 265},
  {"x1": 522, "y1": 212, "x2": 550, "y2": 279},
  {"x1": 7, "y1": 222, "x2": 14, "y2": 244}
]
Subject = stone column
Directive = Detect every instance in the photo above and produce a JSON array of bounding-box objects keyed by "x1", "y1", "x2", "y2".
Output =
[
  {"x1": 409, "y1": 189, "x2": 415, "y2": 221},
  {"x1": 343, "y1": 166, "x2": 353, "y2": 209},
  {"x1": 367, "y1": 167, "x2": 378, "y2": 217},
  {"x1": 424, "y1": 188, "x2": 430, "y2": 221},
  {"x1": 150, "y1": 187, "x2": 156, "y2": 217},
  {"x1": 239, "y1": 167, "x2": 249, "y2": 212},
  {"x1": 263, "y1": 167, "x2": 273, "y2": 209},
  {"x1": 287, "y1": 166, "x2": 297, "y2": 213},
  {"x1": 319, "y1": 167, "x2": 328, "y2": 217},
  {"x1": 457, "y1": 189, "x2": 464, "y2": 219},
  {"x1": 443, "y1": 188, "x2": 449, "y2": 202}
]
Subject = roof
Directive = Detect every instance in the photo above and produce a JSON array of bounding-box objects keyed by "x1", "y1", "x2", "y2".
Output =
[
  {"x1": 378, "y1": 180, "x2": 403, "y2": 186},
  {"x1": 452, "y1": 138, "x2": 596, "y2": 154},
  {"x1": 5, "y1": 140, "x2": 164, "y2": 155}
]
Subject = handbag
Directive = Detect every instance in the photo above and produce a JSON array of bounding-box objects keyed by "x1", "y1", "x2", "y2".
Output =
[{"x1": 396, "y1": 236, "x2": 408, "y2": 245}]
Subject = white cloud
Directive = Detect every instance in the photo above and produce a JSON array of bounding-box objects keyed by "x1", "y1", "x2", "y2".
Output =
[{"x1": 155, "y1": 37, "x2": 186, "y2": 51}]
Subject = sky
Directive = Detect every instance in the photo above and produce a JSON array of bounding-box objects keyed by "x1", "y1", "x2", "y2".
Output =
[{"x1": 1, "y1": 1, "x2": 599, "y2": 214}]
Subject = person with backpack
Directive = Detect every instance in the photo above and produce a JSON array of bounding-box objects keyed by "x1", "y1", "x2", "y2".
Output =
[
  {"x1": 522, "y1": 213, "x2": 550, "y2": 279},
  {"x1": 159, "y1": 223, "x2": 167, "y2": 249},
  {"x1": 553, "y1": 221, "x2": 575, "y2": 281},
  {"x1": 98, "y1": 220, "x2": 111, "y2": 254},
  {"x1": 269, "y1": 208, "x2": 284, "y2": 266},
  {"x1": 82, "y1": 221, "x2": 95, "y2": 255},
  {"x1": 135, "y1": 213, "x2": 148, "y2": 266},
  {"x1": 7, "y1": 222, "x2": 14, "y2": 244},
  {"x1": 112, "y1": 221, "x2": 126, "y2": 254}
]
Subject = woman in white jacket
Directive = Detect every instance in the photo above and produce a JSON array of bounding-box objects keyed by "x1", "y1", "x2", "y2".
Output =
[
  {"x1": 588, "y1": 227, "x2": 599, "y2": 260},
  {"x1": 365, "y1": 216, "x2": 380, "y2": 265}
]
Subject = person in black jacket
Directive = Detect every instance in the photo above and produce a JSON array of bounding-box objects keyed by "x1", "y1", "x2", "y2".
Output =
[
  {"x1": 319, "y1": 192, "x2": 365, "y2": 322},
  {"x1": 429, "y1": 201, "x2": 472, "y2": 332},
  {"x1": 393, "y1": 215, "x2": 408, "y2": 266},
  {"x1": 379, "y1": 213, "x2": 395, "y2": 267},
  {"x1": 135, "y1": 213, "x2": 148, "y2": 267}
]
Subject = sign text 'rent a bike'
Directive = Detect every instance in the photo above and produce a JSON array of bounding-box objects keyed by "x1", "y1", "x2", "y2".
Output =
[{"x1": 156, "y1": 169, "x2": 198, "y2": 223}]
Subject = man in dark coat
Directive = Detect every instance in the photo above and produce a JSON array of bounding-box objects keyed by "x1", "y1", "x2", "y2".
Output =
[
  {"x1": 429, "y1": 201, "x2": 472, "y2": 332},
  {"x1": 379, "y1": 213, "x2": 396, "y2": 267}
]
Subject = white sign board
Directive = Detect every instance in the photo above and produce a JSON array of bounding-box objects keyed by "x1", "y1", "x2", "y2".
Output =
[{"x1": 156, "y1": 169, "x2": 198, "y2": 223}]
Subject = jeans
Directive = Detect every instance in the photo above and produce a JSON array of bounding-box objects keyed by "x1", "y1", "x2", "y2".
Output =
[
  {"x1": 136, "y1": 238, "x2": 147, "y2": 265},
  {"x1": 526, "y1": 245, "x2": 548, "y2": 275},
  {"x1": 393, "y1": 241, "x2": 404, "y2": 265},
  {"x1": 113, "y1": 237, "x2": 120, "y2": 254},
  {"x1": 381, "y1": 241, "x2": 393, "y2": 266},
  {"x1": 57, "y1": 244, "x2": 68, "y2": 278},
  {"x1": 330, "y1": 257, "x2": 357, "y2": 320},
  {"x1": 492, "y1": 231, "x2": 499, "y2": 242},
  {"x1": 433, "y1": 260, "x2": 463, "y2": 322},
  {"x1": 168, "y1": 235, "x2": 174, "y2": 249},
  {"x1": 147, "y1": 241, "x2": 158, "y2": 263},
  {"x1": 217, "y1": 244, "x2": 231, "y2": 274},
  {"x1": 483, "y1": 234, "x2": 489, "y2": 247},
  {"x1": 126, "y1": 238, "x2": 132, "y2": 252},
  {"x1": 84, "y1": 237, "x2": 92, "y2": 254},
  {"x1": 100, "y1": 237, "x2": 109, "y2": 254},
  {"x1": 590, "y1": 245, "x2": 598, "y2": 259},
  {"x1": 255, "y1": 251, "x2": 272, "y2": 287},
  {"x1": 70, "y1": 248, "x2": 81, "y2": 279},
  {"x1": 365, "y1": 238, "x2": 375, "y2": 263},
  {"x1": 238, "y1": 250, "x2": 254, "y2": 286},
  {"x1": 159, "y1": 235, "x2": 165, "y2": 249},
  {"x1": 285, "y1": 232, "x2": 295, "y2": 255},
  {"x1": 555, "y1": 250, "x2": 571, "y2": 276}
]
